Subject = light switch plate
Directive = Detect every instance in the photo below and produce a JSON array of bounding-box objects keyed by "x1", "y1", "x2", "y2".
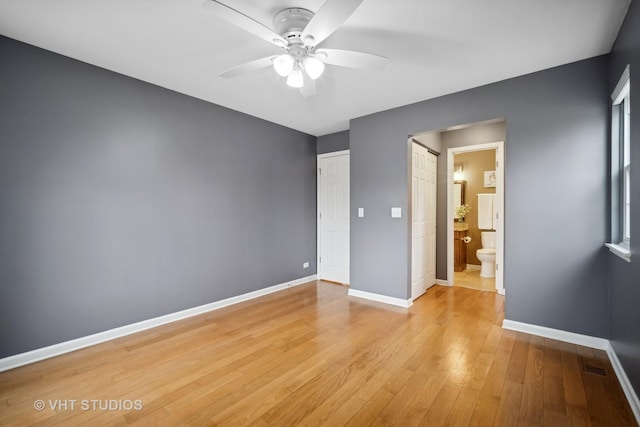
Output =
[
  {"x1": 358, "y1": 208, "x2": 364, "y2": 218},
  {"x1": 391, "y1": 207, "x2": 402, "y2": 218}
]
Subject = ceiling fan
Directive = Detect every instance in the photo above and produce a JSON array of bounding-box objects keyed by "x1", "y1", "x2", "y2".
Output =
[{"x1": 202, "y1": 0, "x2": 388, "y2": 97}]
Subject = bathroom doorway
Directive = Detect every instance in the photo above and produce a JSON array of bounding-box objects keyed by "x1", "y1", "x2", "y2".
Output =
[{"x1": 448, "y1": 142, "x2": 504, "y2": 294}]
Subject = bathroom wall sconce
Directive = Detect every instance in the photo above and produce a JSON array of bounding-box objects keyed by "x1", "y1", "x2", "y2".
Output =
[{"x1": 453, "y1": 164, "x2": 464, "y2": 180}]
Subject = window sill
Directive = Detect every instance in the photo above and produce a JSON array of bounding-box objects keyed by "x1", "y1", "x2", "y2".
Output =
[{"x1": 606, "y1": 243, "x2": 631, "y2": 262}]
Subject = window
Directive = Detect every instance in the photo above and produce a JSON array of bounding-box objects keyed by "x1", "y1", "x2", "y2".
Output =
[{"x1": 607, "y1": 65, "x2": 631, "y2": 262}]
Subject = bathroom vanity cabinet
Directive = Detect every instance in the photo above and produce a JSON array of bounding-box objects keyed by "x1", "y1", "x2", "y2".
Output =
[{"x1": 454, "y1": 225, "x2": 468, "y2": 272}]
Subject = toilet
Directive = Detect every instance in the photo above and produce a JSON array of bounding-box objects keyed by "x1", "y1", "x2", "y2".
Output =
[{"x1": 476, "y1": 232, "x2": 496, "y2": 278}]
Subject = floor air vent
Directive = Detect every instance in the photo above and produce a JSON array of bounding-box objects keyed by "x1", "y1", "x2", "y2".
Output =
[{"x1": 580, "y1": 356, "x2": 609, "y2": 377}]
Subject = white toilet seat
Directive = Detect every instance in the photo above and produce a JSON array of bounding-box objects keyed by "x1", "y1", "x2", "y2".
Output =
[{"x1": 477, "y1": 248, "x2": 496, "y2": 256}]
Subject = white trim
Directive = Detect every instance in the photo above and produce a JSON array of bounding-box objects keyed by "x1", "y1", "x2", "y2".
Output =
[
  {"x1": 612, "y1": 64, "x2": 630, "y2": 104},
  {"x1": 502, "y1": 319, "x2": 640, "y2": 425},
  {"x1": 317, "y1": 150, "x2": 350, "y2": 282},
  {"x1": 435, "y1": 279, "x2": 449, "y2": 286},
  {"x1": 448, "y1": 141, "x2": 504, "y2": 295},
  {"x1": 502, "y1": 319, "x2": 609, "y2": 349},
  {"x1": 317, "y1": 149, "x2": 350, "y2": 159},
  {"x1": 607, "y1": 344, "x2": 640, "y2": 424},
  {"x1": 317, "y1": 160, "x2": 322, "y2": 280},
  {"x1": 0, "y1": 275, "x2": 317, "y2": 372},
  {"x1": 606, "y1": 242, "x2": 631, "y2": 262},
  {"x1": 348, "y1": 289, "x2": 413, "y2": 308},
  {"x1": 466, "y1": 264, "x2": 481, "y2": 271}
]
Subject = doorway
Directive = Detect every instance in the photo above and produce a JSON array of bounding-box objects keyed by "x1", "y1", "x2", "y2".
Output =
[
  {"x1": 448, "y1": 142, "x2": 504, "y2": 294},
  {"x1": 317, "y1": 150, "x2": 350, "y2": 284}
]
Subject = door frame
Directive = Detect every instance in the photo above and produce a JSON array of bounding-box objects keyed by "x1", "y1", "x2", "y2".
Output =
[
  {"x1": 447, "y1": 141, "x2": 505, "y2": 295},
  {"x1": 317, "y1": 150, "x2": 350, "y2": 282}
]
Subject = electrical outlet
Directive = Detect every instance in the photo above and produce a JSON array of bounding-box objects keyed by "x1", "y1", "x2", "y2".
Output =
[
  {"x1": 391, "y1": 207, "x2": 402, "y2": 218},
  {"x1": 303, "y1": 262, "x2": 309, "y2": 269}
]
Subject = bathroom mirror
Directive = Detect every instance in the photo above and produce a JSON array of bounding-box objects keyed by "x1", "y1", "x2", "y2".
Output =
[{"x1": 454, "y1": 180, "x2": 466, "y2": 205}]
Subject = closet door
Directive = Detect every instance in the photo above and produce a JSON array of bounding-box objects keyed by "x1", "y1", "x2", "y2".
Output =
[{"x1": 412, "y1": 143, "x2": 436, "y2": 300}]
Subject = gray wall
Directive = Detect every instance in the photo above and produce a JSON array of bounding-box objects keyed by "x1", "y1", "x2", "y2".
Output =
[
  {"x1": 436, "y1": 122, "x2": 506, "y2": 279},
  {"x1": 0, "y1": 36, "x2": 317, "y2": 358},
  {"x1": 608, "y1": 0, "x2": 640, "y2": 397},
  {"x1": 317, "y1": 130, "x2": 349, "y2": 154},
  {"x1": 350, "y1": 56, "x2": 610, "y2": 337}
]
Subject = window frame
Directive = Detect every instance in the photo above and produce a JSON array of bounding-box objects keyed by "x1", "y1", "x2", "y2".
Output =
[
  {"x1": 607, "y1": 65, "x2": 631, "y2": 262},
  {"x1": 622, "y1": 94, "x2": 631, "y2": 243}
]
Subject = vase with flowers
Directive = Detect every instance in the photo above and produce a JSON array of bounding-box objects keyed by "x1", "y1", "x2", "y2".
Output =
[{"x1": 455, "y1": 204, "x2": 471, "y2": 222}]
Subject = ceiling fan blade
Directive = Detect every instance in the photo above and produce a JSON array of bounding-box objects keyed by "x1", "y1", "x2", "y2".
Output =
[
  {"x1": 219, "y1": 56, "x2": 275, "y2": 78},
  {"x1": 299, "y1": 77, "x2": 316, "y2": 97},
  {"x1": 301, "y1": 0, "x2": 364, "y2": 46},
  {"x1": 202, "y1": 1, "x2": 285, "y2": 47},
  {"x1": 315, "y1": 48, "x2": 387, "y2": 70}
]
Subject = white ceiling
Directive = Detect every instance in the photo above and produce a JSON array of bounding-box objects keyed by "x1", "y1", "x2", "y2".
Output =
[{"x1": 0, "y1": 0, "x2": 631, "y2": 136}]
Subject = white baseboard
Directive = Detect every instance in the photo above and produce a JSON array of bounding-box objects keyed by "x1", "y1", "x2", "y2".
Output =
[
  {"x1": 0, "y1": 274, "x2": 317, "y2": 373},
  {"x1": 466, "y1": 264, "x2": 481, "y2": 270},
  {"x1": 348, "y1": 289, "x2": 413, "y2": 308},
  {"x1": 607, "y1": 343, "x2": 640, "y2": 423},
  {"x1": 435, "y1": 279, "x2": 449, "y2": 286},
  {"x1": 502, "y1": 319, "x2": 609, "y2": 349},
  {"x1": 503, "y1": 319, "x2": 640, "y2": 425}
]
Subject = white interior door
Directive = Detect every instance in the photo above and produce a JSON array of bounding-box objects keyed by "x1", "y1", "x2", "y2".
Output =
[
  {"x1": 412, "y1": 143, "x2": 437, "y2": 300},
  {"x1": 318, "y1": 153, "x2": 350, "y2": 284}
]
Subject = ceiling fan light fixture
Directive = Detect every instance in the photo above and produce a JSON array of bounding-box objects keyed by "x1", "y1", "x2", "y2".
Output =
[
  {"x1": 208, "y1": 0, "x2": 388, "y2": 96},
  {"x1": 286, "y1": 68, "x2": 304, "y2": 88},
  {"x1": 303, "y1": 56, "x2": 325, "y2": 80},
  {"x1": 273, "y1": 54, "x2": 294, "y2": 77}
]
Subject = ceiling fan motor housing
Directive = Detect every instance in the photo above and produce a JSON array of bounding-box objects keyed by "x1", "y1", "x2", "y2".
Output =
[{"x1": 273, "y1": 8, "x2": 314, "y2": 41}]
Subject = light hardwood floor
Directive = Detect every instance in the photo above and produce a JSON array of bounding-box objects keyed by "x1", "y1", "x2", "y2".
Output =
[
  {"x1": 454, "y1": 268, "x2": 496, "y2": 292},
  {"x1": 0, "y1": 281, "x2": 636, "y2": 426}
]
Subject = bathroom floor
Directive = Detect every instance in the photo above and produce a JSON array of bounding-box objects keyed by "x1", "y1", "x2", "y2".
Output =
[{"x1": 454, "y1": 267, "x2": 496, "y2": 292}]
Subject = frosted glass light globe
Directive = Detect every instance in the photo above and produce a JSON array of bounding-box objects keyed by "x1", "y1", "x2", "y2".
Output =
[
  {"x1": 286, "y1": 68, "x2": 304, "y2": 88},
  {"x1": 273, "y1": 54, "x2": 294, "y2": 77},
  {"x1": 303, "y1": 56, "x2": 325, "y2": 80}
]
